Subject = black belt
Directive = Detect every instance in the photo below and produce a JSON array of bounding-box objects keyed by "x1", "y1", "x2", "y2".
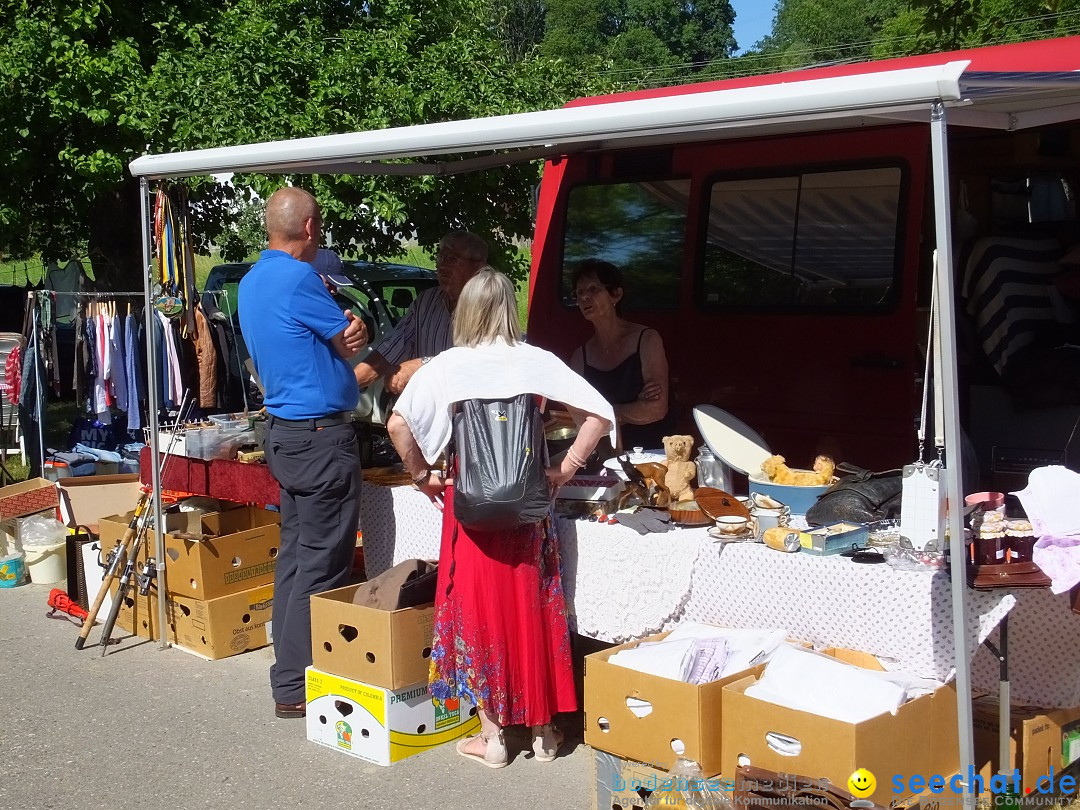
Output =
[{"x1": 268, "y1": 412, "x2": 352, "y2": 430}]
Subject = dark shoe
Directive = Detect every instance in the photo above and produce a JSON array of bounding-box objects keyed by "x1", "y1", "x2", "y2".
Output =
[{"x1": 275, "y1": 700, "x2": 306, "y2": 719}]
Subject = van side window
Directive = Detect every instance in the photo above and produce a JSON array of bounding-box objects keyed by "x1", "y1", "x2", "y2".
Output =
[
  {"x1": 700, "y1": 166, "x2": 904, "y2": 309},
  {"x1": 560, "y1": 180, "x2": 689, "y2": 310}
]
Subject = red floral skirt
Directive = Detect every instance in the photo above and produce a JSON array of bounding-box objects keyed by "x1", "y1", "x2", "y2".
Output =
[{"x1": 427, "y1": 489, "x2": 577, "y2": 727}]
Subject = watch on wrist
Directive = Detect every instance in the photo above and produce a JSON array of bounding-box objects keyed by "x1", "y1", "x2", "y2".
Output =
[{"x1": 412, "y1": 470, "x2": 432, "y2": 487}]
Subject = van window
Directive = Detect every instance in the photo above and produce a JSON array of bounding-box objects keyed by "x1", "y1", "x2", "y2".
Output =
[
  {"x1": 561, "y1": 180, "x2": 689, "y2": 310},
  {"x1": 700, "y1": 166, "x2": 904, "y2": 309}
]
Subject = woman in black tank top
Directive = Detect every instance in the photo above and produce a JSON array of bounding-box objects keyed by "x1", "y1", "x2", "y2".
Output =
[{"x1": 569, "y1": 260, "x2": 673, "y2": 452}]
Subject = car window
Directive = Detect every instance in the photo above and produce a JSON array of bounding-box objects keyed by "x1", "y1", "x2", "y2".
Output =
[
  {"x1": 700, "y1": 165, "x2": 904, "y2": 310},
  {"x1": 560, "y1": 180, "x2": 689, "y2": 311}
]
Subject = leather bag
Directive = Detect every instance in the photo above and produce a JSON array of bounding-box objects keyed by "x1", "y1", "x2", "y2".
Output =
[
  {"x1": 805, "y1": 464, "x2": 903, "y2": 527},
  {"x1": 734, "y1": 765, "x2": 887, "y2": 810}
]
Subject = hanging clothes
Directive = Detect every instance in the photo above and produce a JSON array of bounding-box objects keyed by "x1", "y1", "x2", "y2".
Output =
[
  {"x1": 124, "y1": 311, "x2": 143, "y2": 431},
  {"x1": 193, "y1": 306, "x2": 218, "y2": 409},
  {"x1": 92, "y1": 308, "x2": 110, "y2": 416},
  {"x1": 108, "y1": 311, "x2": 127, "y2": 411},
  {"x1": 5, "y1": 343, "x2": 22, "y2": 403}
]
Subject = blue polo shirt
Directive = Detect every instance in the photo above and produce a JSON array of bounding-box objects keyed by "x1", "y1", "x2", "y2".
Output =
[{"x1": 238, "y1": 250, "x2": 358, "y2": 419}]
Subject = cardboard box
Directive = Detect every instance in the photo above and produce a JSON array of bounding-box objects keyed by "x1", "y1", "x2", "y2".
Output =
[
  {"x1": 57, "y1": 474, "x2": 142, "y2": 530},
  {"x1": 99, "y1": 506, "x2": 279, "y2": 600},
  {"x1": 972, "y1": 698, "x2": 1080, "y2": 793},
  {"x1": 305, "y1": 667, "x2": 479, "y2": 766},
  {"x1": 110, "y1": 582, "x2": 273, "y2": 660},
  {"x1": 310, "y1": 583, "x2": 434, "y2": 689},
  {"x1": 592, "y1": 749, "x2": 692, "y2": 810},
  {"x1": 0, "y1": 478, "x2": 58, "y2": 520},
  {"x1": 584, "y1": 631, "x2": 763, "y2": 777},
  {"x1": 721, "y1": 648, "x2": 959, "y2": 803}
]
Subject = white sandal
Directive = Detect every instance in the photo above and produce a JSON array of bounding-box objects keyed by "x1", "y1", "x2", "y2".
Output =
[
  {"x1": 531, "y1": 723, "x2": 564, "y2": 762},
  {"x1": 456, "y1": 729, "x2": 508, "y2": 769}
]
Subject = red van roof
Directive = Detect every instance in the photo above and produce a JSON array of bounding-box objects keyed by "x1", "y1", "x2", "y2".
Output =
[{"x1": 565, "y1": 35, "x2": 1080, "y2": 108}]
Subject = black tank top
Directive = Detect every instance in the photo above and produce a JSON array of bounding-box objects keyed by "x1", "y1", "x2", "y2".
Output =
[{"x1": 582, "y1": 328, "x2": 674, "y2": 450}]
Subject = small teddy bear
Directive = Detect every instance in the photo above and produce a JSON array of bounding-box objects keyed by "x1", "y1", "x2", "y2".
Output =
[{"x1": 662, "y1": 434, "x2": 697, "y2": 503}]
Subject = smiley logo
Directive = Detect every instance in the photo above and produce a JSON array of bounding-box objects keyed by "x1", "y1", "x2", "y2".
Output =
[{"x1": 848, "y1": 768, "x2": 876, "y2": 798}]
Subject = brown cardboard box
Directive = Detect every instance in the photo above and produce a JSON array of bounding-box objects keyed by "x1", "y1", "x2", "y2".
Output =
[
  {"x1": 972, "y1": 698, "x2": 1080, "y2": 793},
  {"x1": 99, "y1": 506, "x2": 279, "y2": 600},
  {"x1": 110, "y1": 582, "x2": 273, "y2": 660},
  {"x1": 584, "y1": 631, "x2": 764, "y2": 777},
  {"x1": 721, "y1": 649, "x2": 959, "y2": 803},
  {"x1": 0, "y1": 478, "x2": 58, "y2": 520},
  {"x1": 57, "y1": 474, "x2": 141, "y2": 531},
  {"x1": 310, "y1": 582, "x2": 434, "y2": 689}
]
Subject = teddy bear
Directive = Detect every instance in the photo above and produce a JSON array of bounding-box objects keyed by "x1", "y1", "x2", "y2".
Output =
[{"x1": 662, "y1": 434, "x2": 697, "y2": 503}]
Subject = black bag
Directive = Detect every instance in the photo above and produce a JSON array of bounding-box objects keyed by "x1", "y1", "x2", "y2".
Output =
[
  {"x1": 805, "y1": 464, "x2": 903, "y2": 526},
  {"x1": 451, "y1": 394, "x2": 551, "y2": 532}
]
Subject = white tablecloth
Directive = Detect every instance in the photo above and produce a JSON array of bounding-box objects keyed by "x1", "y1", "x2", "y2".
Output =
[
  {"x1": 360, "y1": 486, "x2": 1080, "y2": 706},
  {"x1": 359, "y1": 486, "x2": 699, "y2": 642}
]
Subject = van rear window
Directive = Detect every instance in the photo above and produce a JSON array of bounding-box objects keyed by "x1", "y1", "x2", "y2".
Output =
[
  {"x1": 700, "y1": 166, "x2": 903, "y2": 310},
  {"x1": 561, "y1": 180, "x2": 689, "y2": 311}
]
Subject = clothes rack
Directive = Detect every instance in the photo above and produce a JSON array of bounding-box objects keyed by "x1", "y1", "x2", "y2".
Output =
[{"x1": 24, "y1": 290, "x2": 145, "y2": 477}]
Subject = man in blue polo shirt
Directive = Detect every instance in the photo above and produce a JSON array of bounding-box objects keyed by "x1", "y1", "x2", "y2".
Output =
[{"x1": 238, "y1": 187, "x2": 367, "y2": 719}]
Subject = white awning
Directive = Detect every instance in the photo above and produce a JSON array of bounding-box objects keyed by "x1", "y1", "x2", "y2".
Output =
[{"x1": 128, "y1": 61, "x2": 971, "y2": 179}]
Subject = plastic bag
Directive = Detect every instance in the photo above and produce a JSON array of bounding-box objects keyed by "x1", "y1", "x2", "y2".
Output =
[
  {"x1": 669, "y1": 757, "x2": 732, "y2": 810},
  {"x1": 19, "y1": 515, "x2": 68, "y2": 548}
]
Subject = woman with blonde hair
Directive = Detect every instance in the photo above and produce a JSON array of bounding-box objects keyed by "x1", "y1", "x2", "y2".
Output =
[{"x1": 388, "y1": 267, "x2": 614, "y2": 768}]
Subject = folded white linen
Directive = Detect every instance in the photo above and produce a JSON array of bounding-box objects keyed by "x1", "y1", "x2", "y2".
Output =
[
  {"x1": 744, "y1": 645, "x2": 908, "y2": 724},
  {"x1": 686, "y1": 638, "x2": 731, "y2": 685},
  {"x1": 1015, "y1": 466, "x2": 1080, "y2": 537},
  {"x1": 609, "y1": 638, "x2": 696, "y2": 682},
  {"x1": 664, "y1": 623, "x2": 789, "y2": 678}
]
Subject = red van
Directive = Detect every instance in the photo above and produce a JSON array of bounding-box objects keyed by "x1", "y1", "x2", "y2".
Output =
[{"x1": 525, "y1": 37, "x2": 1080, "y2": 487}]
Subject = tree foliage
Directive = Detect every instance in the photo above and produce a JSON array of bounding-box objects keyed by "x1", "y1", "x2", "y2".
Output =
[
  {"x1": 0, "y1": 0, "x2": 596, "y2": 287},
  {"x1": 542, "y1": 0, "x2": 736, "y2": 86}
]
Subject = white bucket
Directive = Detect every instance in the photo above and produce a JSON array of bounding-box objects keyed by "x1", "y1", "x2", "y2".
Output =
[{"x1": 24, "y1": 541, "x2": 67, "y2": 585}]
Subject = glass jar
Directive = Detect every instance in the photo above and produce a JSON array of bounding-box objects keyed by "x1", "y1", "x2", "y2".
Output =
[{"x1": 695, "y1": 446, "x2": 731, "y2": 492}]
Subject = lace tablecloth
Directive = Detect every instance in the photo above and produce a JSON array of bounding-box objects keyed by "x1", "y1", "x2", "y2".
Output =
[
  {"x1": 359, "y1": 486, "x2": 699, "y2": 643},
  {"x1": 361, "y1": 488, "x2": 1080, "y2": 705}
]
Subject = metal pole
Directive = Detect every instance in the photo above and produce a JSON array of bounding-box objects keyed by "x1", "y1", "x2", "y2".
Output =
[
  {"x1": 32, "y1": 293, "x2": 45, "y2": 478},
  {"x1": 139, "y1": 178, "x2": 168, "y2": 650},
  {"x1": 930, "y1": 99, "x2": 976, "y2": 805}
]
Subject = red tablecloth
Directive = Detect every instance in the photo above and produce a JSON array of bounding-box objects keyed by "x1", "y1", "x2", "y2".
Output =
[{"x1": 139, "y1": 447, "x2": 280, "y2": 506}]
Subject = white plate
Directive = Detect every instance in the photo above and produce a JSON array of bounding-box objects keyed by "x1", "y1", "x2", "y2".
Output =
[{"x1": 602, "y1": 449, "x2": 665, "y2": 480}]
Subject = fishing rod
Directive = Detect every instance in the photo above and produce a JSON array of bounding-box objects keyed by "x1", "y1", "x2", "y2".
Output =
[{"x1": 74, "y1": 390, "x2": 192, "y2": 650}]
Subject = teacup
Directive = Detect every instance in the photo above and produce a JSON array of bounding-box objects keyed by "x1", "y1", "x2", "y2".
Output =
[
  {"x1": 715, "y1": 515, "x2": 750, "y2": 535},
  {"x1": 751, "y1": 505, "x2": 791, "y2": 539}
]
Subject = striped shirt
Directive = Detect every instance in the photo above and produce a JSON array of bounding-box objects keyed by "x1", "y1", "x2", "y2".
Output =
[{"x1": 375, "y1": 286, "x2": 454, "y2": 365}]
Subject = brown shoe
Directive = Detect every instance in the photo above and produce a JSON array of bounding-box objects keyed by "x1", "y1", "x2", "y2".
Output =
[{"x1": 275, "y1": 700, "x2": 306, "y2": 719}]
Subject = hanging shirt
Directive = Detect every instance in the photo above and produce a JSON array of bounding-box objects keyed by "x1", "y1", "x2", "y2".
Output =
[
  {"x1": 193, "y1": 306, "x2": 218, "y2": 409},
  {"x1": 109, "y1": 313, "x2": 128, "y2": 412},
  {"x1": 124, "y1": 313, "x2": 142, "y2": 430}
]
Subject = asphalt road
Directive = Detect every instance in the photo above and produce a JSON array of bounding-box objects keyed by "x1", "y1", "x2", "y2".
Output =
[{"x1": 0, "y1": 582, "x2": 593, "y2": 810}]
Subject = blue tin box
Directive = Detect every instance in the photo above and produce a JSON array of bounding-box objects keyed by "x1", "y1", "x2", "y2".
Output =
[{"x1": 801, "y1": 522, "x2": 869, "y2": 556}]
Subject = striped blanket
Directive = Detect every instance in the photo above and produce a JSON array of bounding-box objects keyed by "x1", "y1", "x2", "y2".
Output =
[{"x1": 960, "y1": 236, "x2": 1067, "y2": 377}]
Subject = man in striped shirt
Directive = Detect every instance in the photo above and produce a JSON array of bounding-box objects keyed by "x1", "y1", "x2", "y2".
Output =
[{"x1": 354, "y1": 231, "x2": 488, "y2": 393}]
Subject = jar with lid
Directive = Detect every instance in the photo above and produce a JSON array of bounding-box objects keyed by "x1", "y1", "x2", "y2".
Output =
[{"x1": 695, "y1": 446, "x2": 731, "y2": 492}]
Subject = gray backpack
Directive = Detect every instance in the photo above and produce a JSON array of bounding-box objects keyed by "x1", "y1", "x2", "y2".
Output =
[{"x1": 451, "y1": 394, "x2": 551, "y2": 532}]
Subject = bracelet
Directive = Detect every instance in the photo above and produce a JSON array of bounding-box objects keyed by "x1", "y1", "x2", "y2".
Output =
[
  {"x1": 565, "y1": 446, "x2": 588, "y2": 470},
  {"x1": 412, "y1": 470, "x2": 432, "y2": 487}
]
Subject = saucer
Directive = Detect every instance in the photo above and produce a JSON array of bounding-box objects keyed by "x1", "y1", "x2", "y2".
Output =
[{"x1": 708, "y1": 526, "x2": 756, "y2": 543}]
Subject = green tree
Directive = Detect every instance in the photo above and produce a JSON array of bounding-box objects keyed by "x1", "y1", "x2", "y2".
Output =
[
  {"x1": 0, "y1": 0, "x2": 592, "y2": 287},
  {"x1": 543, "y1": 0, "x2": 736, "y2": 87}
]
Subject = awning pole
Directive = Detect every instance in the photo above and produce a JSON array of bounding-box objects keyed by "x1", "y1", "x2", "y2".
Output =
[
  {"x1": 139, "y1": 177, "x2": 168, "y2": 650},
  {"x1": 930, "y1": 99, "x2": 976, "y2": 804}
]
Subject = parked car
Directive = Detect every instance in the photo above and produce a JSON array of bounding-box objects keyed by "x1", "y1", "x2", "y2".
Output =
[{"x1": 202, "y1": 258, "x2": 438, "y2": 429}]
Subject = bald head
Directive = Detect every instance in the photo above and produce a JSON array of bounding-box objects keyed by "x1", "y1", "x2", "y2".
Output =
[{"x1": 265, "y1": 188, "x2": 322, "y2": 259}]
